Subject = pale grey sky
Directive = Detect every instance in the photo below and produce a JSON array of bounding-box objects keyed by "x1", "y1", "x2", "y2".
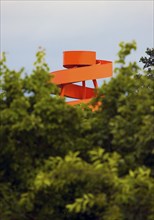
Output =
[{"x1": 1, "y1": 0, "x2": 154, "y2": 76}]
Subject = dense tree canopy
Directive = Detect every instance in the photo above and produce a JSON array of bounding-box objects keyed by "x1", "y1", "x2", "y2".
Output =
[{"x1": 0, "y1": 42, "x2": 154, "y2": 220}]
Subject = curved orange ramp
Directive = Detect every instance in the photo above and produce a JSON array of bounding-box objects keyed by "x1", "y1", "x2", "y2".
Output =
[{"x1": 50, "y1": 51, "x2": 112, "y2": 105}]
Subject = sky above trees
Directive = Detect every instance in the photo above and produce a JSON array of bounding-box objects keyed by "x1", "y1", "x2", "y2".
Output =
[{"x1": 1, "y1": 0, "x2": 153, "y2": 75}]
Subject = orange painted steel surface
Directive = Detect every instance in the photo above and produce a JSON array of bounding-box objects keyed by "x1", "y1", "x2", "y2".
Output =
[{"x1": 50, "y1": 51, "x2": 112, "y2": 105}]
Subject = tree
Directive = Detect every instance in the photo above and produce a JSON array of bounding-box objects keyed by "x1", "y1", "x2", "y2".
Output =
[
  {"x1": 0, "y1": 43, "x2": 154, "y2": 220},
  {"x1": 88, "y1": 42, "x2": 154, "y2": 171},
  {"x1": 0, "y1": 49, "x2": 86, "y2": 219},
  {"x1": 140, "y1": 48, "x2": 154, "y2": 71}
]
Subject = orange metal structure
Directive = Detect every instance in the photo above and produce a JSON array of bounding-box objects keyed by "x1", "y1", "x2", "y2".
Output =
[{"x1": 50, "y1": 51, "x2": 112, "y2": 105}]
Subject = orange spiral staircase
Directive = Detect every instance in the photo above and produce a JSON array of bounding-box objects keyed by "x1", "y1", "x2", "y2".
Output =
[{"x1": 50, "y1": 51, "x2": 112, "y2": 106}]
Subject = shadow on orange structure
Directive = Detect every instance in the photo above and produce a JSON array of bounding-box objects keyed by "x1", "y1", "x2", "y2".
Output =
[{"x1": 50, "y1": 51, "x2": 112, "y2": 107}]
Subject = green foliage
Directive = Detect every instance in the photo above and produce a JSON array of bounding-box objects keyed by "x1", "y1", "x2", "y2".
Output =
[
  {"x1": 115, "y1": 40, "x2": 137, "y2": 65},
  {"x1": 140, "y1": 48, "x2": 154, "y2": 71},
  {"x1": 0, "y1": 49, "x2": 85, "y2": 219},
  {"x1": 0, "y1": 42, "x2": 154, "y2": 220},
  {"x1": 89, "y1": 41, "x2": 154, "y2": 171},
  {"x1": 66, "y1": 193, "x2": 95, "y2": 213}
]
